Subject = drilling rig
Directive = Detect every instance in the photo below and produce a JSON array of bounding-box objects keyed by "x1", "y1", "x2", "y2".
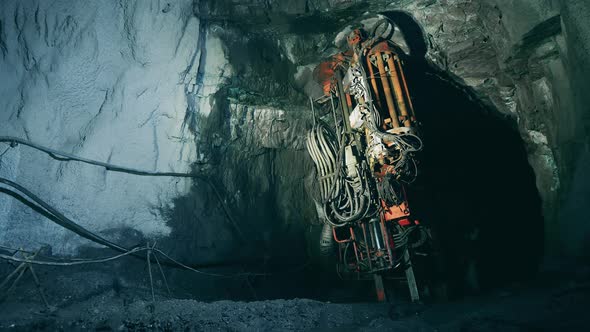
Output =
[{"x1": 306, "y1": 17, "x2": 430, "y2": 302}]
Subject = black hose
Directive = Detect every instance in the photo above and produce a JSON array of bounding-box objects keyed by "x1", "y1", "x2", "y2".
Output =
[
  {"x1": 0, "y1": 136, "x2": 208, "y2": 175},
  {"x1": 319, "y1": 223, "x2": 334, "y2": 257},
  {"x1": 0, "y1": 136, "x2": 245, "y2": 242},
  {"x1": 0, "y1": 177, "x2": 258, "y2": 270},
  {"x1": 371, "y1": 18, "x2": 394, "y2": 41},
  {"x1": 0, "y1": 177, "x2": 128, "y2": 252}
]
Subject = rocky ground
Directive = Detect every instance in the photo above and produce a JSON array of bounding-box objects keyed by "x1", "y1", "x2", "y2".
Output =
[{"x1": 0, "y1": 263, "x2": 588, "y2": 331}]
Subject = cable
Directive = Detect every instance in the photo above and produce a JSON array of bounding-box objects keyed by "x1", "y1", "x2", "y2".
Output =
[
  {"x1": 0, "y1": 246, "x2": 253, "y2": 278},
  {"x1": 306, "y1": 124, "x2": 338, "y2": 203},
  {"x1": 306, "y1": 121, "x2": 376, "y2": 227},
  {"x1": 0, "y1": 136, "x2": 245, "y2": 242},
  {"x1": 150, "y1": 249, "x2": 251, "y2": 278},
  {"x1": 363, "y1": 111, "x2": 423, "y2": 183},
  {"x1": 0, "y1": 144, "x2": 314, "y2": 279},
  {"x1": 0, "y1": 242, "x2": 311, "y2": 279},
  {"x1": 0, "y1": 177, "x2": 128, "y2": 253},
  {"x1": 0, "y1": 146, "x2": 10, "y2": 160},
  {"x1": 0, "y1": 247, "x2": 147, "y2": 266},
  {"x1": 371, "y1": 18, "x2": 395, "y2": 41},
  {"x1": 0, "y1": 178, "x2": 251, "y2": 270},
  {"x1": 0, "y1": 244, "x2": 116, "y2": 263},
  {"x1": 0, "y1": 136, "x2": 208, "y2": 176},
  {"x1": 0, "y1": 182, "x2": 309, "y2": 278}
]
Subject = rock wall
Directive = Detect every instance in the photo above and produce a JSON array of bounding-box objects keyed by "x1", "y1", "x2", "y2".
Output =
[
  {"x1": 0, "y1": 0, "x2": 229, "y2": 254},
  {"x1": 0, "y1": 0, "x2": 588, "y2": 264}
]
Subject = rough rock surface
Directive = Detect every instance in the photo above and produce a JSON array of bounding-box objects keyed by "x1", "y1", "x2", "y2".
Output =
[
  {"x1": 0, "y1": 0, "x2": 589, "y2": 294},
  {"x1": 0, "y1": 0, "x2": 216, "y2": 253}
]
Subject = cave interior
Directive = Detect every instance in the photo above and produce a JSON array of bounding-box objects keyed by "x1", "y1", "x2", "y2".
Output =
[{"x1": 0, "y1": 0, "x2": 589, "y2": 331}]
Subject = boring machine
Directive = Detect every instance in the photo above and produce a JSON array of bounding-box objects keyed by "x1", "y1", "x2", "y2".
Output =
[{"x1": 306, "y1": 17, "x2": 430, "y2": 302}]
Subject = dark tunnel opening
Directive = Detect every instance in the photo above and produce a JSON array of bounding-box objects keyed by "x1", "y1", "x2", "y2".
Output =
[{"x1": 404, "y1": 64, "x2": 545, "y2": 298}]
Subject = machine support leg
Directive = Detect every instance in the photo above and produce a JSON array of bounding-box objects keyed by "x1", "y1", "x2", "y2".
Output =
[
  {"x1": 403, "y1": 249, "x2": 420, "y2": 303},
  {"x1": 373, "y1": 274, "x2": 387, "y2": 302}
]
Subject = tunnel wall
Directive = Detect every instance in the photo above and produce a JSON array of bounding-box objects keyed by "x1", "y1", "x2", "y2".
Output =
[
  {"x1": 479, "y1": 0, "x2": 590, "y2": 258},
  {"x1": 0, "y1": 0, "x2": 314, "y2": 264},
  {"x1": 0, "y1": 0, "x2": 222, "y2": 254}
]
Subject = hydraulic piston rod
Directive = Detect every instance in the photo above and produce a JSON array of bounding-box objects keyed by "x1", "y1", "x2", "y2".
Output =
[
  {"x1": 374, "y1": 52, "x2": 401, "y2": 128},
  {"x1": 386, "y1": 54, "x2": 411, "y2": 127}
]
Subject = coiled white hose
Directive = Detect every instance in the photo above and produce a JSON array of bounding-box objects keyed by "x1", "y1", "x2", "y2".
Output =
[{"x1": 306, "y1": 124, "x2": 371, "y2": 227}]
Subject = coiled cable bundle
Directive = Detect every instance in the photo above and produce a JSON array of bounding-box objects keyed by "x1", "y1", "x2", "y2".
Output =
[
  {"x1": 306, "y1": 124, "x2": 371, "y2": 227},
  {"x1": 306, "y1": 124, "x2": 339, "y2": 203},
  {"x1": 325, "y1": 167, "x2": 370, "y2": 226}
]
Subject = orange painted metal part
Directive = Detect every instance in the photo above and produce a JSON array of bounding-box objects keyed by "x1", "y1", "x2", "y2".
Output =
[
  {"x1": 386, "y1": 54, "x2": 411, "y2": 127},
  {"x1": 366, "y1": 41, "x2": 393, "y2": 55},
  {"x1": 345, "y1": 93, "x2": 353, "y2": 108},
  {"x1": 313, "y1": 52, "x2": 351, "y2": 96},
  {"x1": 333, "y1": 227, "x2": 354, "y2": 244},
  {"x1": 347, "y1": 29, "x2": 363, "y2": 47},
  {"x1": 366, "y1": 41, "x2": 416, "y2": 127},
  {"x1": 374, "y1": 52, "x2": 400, "y2": 128},
  {"x1": 396, "y1": 56, "x2": 416, "y2": 120},
  {"x1": 382, "y1": 200, "x2": 411, "y2": 221},
  {"x1": 374, "y1": 274, "x2": 387, "y2": 302},
  {"x1": 366, "y1": 57, "x2": 382, "y2": 110},
  {"x1": 397, "y1": 218, "x2": 412, "y2": 226}
]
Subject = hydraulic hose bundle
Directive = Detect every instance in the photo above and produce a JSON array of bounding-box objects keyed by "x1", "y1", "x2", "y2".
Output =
[
  {"x1": 306, "y1": 125, "x2": 338, "y2": 203},
  {"x1": 306, "y1": 122, "x2": 372, "y2": 227},
  {"x1": 306, "y1": 121, "x2": 373, "y2": 227}
]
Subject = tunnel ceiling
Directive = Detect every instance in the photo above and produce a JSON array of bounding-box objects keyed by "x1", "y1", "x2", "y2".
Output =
[{"x1": 0, "y1": 0, "x2": 589, "y2": 273}]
